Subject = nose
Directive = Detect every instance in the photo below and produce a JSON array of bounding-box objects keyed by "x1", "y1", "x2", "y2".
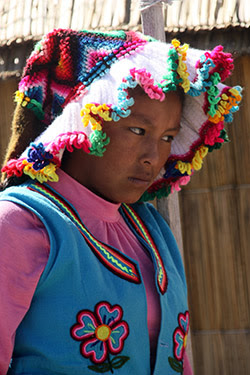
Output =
[{"x1": 140, "y1": 141, "x2": 166, "y2": 167}]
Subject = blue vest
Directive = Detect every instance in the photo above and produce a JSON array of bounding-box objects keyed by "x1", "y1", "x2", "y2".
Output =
[{"x1": 1, "y1": 181, "x2": 189, "y2": 375}]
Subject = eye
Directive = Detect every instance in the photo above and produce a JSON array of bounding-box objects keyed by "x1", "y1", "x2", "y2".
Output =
[
  {"x1": 129, "y1": 127, "x2": 145, "y2": 135},
  {"x1": 162, "y1": 135, "x2": 174, "y2": 143}
]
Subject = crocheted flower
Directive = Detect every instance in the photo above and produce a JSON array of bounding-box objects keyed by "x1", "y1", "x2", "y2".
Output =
[
  {"x1": 71, "y1": 301, "x2": 129, "y2": 366},
  {"x1": 15, "y1": 90, "x2": 30, "y2": 107},
  {"x1": 27, "y1": 142, "x2": 53, "y2": 171},
  {"x1": 3, "y1": 29, "x2": 243, "y2": 203},
  {"x1": 22, "y1": 160, "x2": 59, "y2": 183},
  {"x1": 173, "y1": 311, "x2": 190, "y2": 361},
  {"x1": 89, "y1": 130, "x2": 110, "y2": 156},
  {"x1": 80, "y1": 103, "x2": 112, "y2": 130},
  {"x1": 1, "y1": 158, "x2": 26, "y2": 177}
]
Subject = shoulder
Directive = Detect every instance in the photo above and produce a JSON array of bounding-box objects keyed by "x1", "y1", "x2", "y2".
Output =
[
  {"x1": 128, "y1": 201, "x2": 177, "y2": 249},
  {"x1": 0, "y1": 186, "x2": 50, "y2": 259},
  {"x1": 0, "y1": 181, "x2": 47, "y2": 205},
  {"x1": 131, "y1": 201, "x2": 171, "y2": 233},
  {"x1": 0, "y1": 198, "x2": 50, "y2": 255},
  {"x1": 0, "y1": 200, "x2": 50, "y2": 303},
  {"x1": 0, "y1": 199, "x2": 46, "y2": 232},
  {"x1": 0, "y1": 182, "x2": 66, "y2": 226},
  {"x1": 0, "y1": 182, "x2": 82, "y2": 250}
]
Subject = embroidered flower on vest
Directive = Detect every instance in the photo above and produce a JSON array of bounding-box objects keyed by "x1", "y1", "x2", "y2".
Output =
[
  {"x1": 71, "y1": 301, "x2": 129, "y2": 373},
  {"x1": 168, "y1": 310, "x2": 190, "y2": 374}
]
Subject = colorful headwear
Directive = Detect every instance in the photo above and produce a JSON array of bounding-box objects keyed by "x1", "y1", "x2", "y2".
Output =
[{"x1": 2, "y1": 28, "x2": 242, "y2": 201}]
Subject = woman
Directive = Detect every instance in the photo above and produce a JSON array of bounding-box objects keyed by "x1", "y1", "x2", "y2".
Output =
[{"x1": 0, "y1": 28, "x2": 242, "y2": 374}]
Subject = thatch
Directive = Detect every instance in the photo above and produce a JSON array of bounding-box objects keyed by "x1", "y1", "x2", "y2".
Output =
[
  {"x1": 179, "y1": 54, "x2": 250, "y2": 374},
  {"x1": 1, "y1": 0, "x2": 250, "y2": 78},
  {"x1": 0, "y1": 0, "x2": 249, "y2": 46}
]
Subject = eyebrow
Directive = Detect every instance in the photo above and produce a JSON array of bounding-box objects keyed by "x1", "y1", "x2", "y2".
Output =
[
  {"x1": 168, "y1": 124, "x2": 181, "y2": 132},
  {"x1": 130, "y1": 113, "x2": 181, "y2": 132},
  {"x1": 130, "y1": 113, "x2": 153, "y2": 126}
]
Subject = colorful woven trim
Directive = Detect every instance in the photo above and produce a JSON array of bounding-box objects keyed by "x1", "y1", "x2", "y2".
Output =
[
  {"x1": 121, "y1": 204, "x2": 168, "y2": 295},
  {"x1": 27, "y1": 182, "x2": 141, "y2": 284}
]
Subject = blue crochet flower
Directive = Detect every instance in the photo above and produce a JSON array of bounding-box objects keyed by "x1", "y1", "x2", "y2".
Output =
[{"x1": 27, "y1": 142, "x2": 53, "y2": 170}]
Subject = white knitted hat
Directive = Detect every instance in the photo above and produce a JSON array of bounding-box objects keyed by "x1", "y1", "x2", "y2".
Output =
[{"x1": 2, "y1": 29, "x2": 242, "y2": 201}]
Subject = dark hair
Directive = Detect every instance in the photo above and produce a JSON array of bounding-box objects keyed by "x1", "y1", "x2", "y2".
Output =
[
  {"x1": 0, "y1": 104, "x2": 46, "y2": 190},
  {"x1": 175, "y1": 85, "x2": 185, "y2": 106}
]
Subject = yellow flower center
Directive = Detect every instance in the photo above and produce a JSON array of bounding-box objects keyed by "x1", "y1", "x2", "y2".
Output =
[
  {"x1": 95, "y1": 324, "x2": 111, "y2": 342},
  {"x1": 184, "y1": 334, "x2": 187, "y2": 349}
]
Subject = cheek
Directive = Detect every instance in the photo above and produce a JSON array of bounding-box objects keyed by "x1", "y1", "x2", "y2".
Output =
[
  {"x1": 106, "y1": 138, "x2": 137, "y2": 164},
  {"x1": 158, "y1": 144, "x2": 171, "y2": 167},
  {"x1": 96, "y1": 149, "x2": 131, "y2": 177}
]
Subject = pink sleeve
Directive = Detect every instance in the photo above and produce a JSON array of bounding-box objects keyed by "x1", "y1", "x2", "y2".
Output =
[
  {"x1": 0, "y1": 200, "x2": 50, "y2": 375},
  {"x1": 183, "y1": 350, "x2": 193, "y2": 375}
]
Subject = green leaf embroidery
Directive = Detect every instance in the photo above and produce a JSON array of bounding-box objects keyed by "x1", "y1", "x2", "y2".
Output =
[
  {"x1": 87, "y1": 356, "x2": 130, "y2": 373},
  {"x1": 168, "y1": 356, "x2": 183, "y2": 373},
  {"x1": 111, "y1": 355, "x2": 130, "y2": 369},
  {"x1": 88, "y1": 362, "x2": 111, "y2": 373}
]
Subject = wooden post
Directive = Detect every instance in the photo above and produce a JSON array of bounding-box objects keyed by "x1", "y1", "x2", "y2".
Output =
[
  {"x1": 140, "y1": 1, "x2": 193, "y2": 369},
  {"x1": 141, "y1": 2, "x2": 166, "y2": 42},
  {"x1": 140, "y1": 2, "x2": 184, "y2": 254}
]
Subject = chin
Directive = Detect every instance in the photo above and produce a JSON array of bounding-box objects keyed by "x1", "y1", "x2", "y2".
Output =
[
  {"x1": 106, "y1": 195, "x2": 139, "y2": 205},
  {"x1": 102, "y1": 188, "x2": 145, "y2": 205},
  {"x1": 123, "y1": 194, "x2": 144, "y2": 205}
]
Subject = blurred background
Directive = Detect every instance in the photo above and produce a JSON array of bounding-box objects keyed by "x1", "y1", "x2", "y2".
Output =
[{"x1": 0, "y1": 1, "x2": 249, "y2": 373}]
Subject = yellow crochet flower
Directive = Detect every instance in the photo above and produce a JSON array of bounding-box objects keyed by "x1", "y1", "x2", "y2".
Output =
[
  {"x1": 172, "y1": 39, "x2": 181, "y2": 49},
  {"x1": 192, "y1": 146, "x2": 208, "y2": 171},
  {"x1": 80, "y1": 103, "x2": 112, "y2": 131},
  {"x1": 176, "y1": 160, "x2": 192, "y2": 175},
  {"x1": 15, "y1": 91, "x2": 31, "y2": 107},
  {"x1": 171, "y1": 40, "x2": 190, "y2": 93},
  {"x1": 176, "y1": 146, "x2": 208, "y2": 175},
  {"x1": 22, "y1": 161, "x2": 59, "y2": 183}
]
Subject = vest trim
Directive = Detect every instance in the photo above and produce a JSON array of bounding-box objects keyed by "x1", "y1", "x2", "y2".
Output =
[
  {"x1": 121, "y1": 204, "x2": 168, "y2": 294},
  {"x1": 27, "y1": 183, "x2": 141, "y2": 284}
]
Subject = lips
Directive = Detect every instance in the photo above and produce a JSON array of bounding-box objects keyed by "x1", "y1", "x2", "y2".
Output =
[{"x1": 128, "y1": 176, "x2": 152, "y2": 186}]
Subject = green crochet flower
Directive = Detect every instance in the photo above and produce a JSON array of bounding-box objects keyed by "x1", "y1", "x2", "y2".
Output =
[{"x1": 89, "y1": 130, "x2": 110, "y2": 157}]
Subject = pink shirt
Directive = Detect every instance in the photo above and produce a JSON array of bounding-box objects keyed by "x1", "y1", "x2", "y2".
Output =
[{"x1": 0, "y1": 169, "x2": 192, "y2": 374}]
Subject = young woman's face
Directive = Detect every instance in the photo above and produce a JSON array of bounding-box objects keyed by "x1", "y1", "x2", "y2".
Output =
[{"x1": 63, "y1": 89, "x2": 182, "y2": 203}]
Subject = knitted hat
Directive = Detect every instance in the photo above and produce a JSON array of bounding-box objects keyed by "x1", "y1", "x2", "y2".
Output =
[{"x1": 2, "y1": 28, "x2": 242, "y2": 201}]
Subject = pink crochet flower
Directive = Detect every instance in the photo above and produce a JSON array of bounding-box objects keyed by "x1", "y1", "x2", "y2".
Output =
[
  {"x1": 47, "y1": 131, "x2": 91, "y2": 154},
  {"x1": 130, "y1": 68, "x2": 165, "y2": 101},
  {"x1": 170, "y1": 176, "x2": 190, "y2": 193}
]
